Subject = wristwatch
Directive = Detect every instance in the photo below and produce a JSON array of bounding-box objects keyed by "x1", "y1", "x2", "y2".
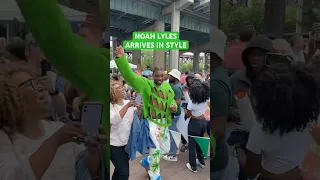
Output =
[{"x1": 49, "y1": 89, "x2": 59, "y2": 96}]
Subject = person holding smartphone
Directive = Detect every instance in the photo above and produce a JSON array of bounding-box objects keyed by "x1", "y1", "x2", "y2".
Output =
[
  {"x1": 110, "y1": 81, "x2": 142, "y2": 180},
  {"x1": 16, "y1": 0, "x2": 111, "y2": 176}
]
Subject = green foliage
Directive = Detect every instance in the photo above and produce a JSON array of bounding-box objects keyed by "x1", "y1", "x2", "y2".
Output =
[
  {"x1": 125, "y1": 50, "x2": 153, "y2": 67},
  {"x1": 221, "y1": 0, "x2": 297, "y2": 34},
  {"x1": 141, "y1": 50, "x2": 153, "y2": 68},
  {"x1": 110, "y1": 48, "x2": 204, "y2": 72},
  {"x1": 301, "y1": 1, "x2": 320, "y2": 30},
  {"x1": 179, "y1": 61, "x2": 205, "y2": 73}
]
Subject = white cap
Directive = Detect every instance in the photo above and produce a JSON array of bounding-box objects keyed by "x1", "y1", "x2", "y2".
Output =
[
  {"x1": 210, "y1": 25, "x2": 227, "y2": 60},
  {"x1": 168, "y1": 69, "x2": 181, "y2": 80}
]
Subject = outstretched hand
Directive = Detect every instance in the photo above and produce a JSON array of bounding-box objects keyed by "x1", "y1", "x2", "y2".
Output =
[
  {"x1": 115, "y1": 46, "x2": 125, "y2": 58},
  {"x1": 170, "y1": 104, "x2": 177, "y2": 112}
]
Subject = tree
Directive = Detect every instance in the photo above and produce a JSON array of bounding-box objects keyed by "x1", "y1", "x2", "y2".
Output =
[
  {"x1": 221, "y1": 0, "x2": 297, "y2": 34},
  {"x1": 264, "y1": 0, "x2": 287, "y2": 37},
  {"x1": 301, "y1": 0, "x2": 320, "y2": 32},
  {"x1": 179, "y1": 61, "x2": 205, "y2": 73},
  {"x1": 141, "y1": 50, "x2": 153, "y2": 68}
]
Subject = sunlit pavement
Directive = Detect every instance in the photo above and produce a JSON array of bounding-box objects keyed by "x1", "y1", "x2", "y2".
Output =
[
  {"x1": 110, "y1": 124, "x2": 241, "y2": 180},
  {"x1": 221, "y1": 123, "x2": 242, "y2": 180},
  {"x1": 110, "y1": 151, "x2": 210, "y2": 180}
]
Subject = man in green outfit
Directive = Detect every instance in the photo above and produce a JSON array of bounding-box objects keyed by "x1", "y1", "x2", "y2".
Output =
[
  {"x1": 115, "y1": 46, "x2": 177, "y2": 180},
  {"x1": 210, "y1": 26, "x2": 232, "y2": 180},
  {"x1": 17, "y1": 0, "x2": 110, "y2": 177}
]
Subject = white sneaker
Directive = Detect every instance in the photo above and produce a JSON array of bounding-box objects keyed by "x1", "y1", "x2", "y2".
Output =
[
  {"x1": 148, "y1": 170, "x2": 161, "y2": 180},
  {"x1": 186, "y1": 163, "x2": 197, "y2": 173},
  {"x1": 163, "y1": 155, "x2": 178, "y2": 162},
  {"x1": 196, "y1": 159, "x2": 205, "y2": 169}
]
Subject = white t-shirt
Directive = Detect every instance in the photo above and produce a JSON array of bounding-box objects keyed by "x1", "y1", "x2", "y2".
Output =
[
  {"x1": 110, "y1": 100, "x2": 136, "y2": 146},
  {"x1": 246, "y1": 124, "x2": 313, "y2": 174},
  {"x1": 0, "y1": 120, "x2": 84, "y2": 180},
  {"x1": 187, "y1": 101, "x2": 208, "y2": 117}
]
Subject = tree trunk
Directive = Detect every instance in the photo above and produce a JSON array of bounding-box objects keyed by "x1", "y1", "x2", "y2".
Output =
[
  {"x1": 301, "y1": 0, "x2": 313, "y2": 32},
  {"x1": 100, "y1": 0, "x2": 109, "y2": 31},
  {"x1": 264, "y1": 0, "x2": 286, "y2": 38}
]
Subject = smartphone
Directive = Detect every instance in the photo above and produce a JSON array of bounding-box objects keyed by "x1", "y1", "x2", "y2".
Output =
[
  {"x1": 265, "y1": 53, "x2": 291, "y2": 66},
  {"x1": 80, "y1": 102, "x2": 103, "y2": 137},
  {"x1": 135, "y1": 94, "x2": 142, "y2": 106}
]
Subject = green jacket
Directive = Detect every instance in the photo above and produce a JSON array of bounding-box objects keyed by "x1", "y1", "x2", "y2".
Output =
[
  {"x1": 115, "y1": 55, "x2": 177, "y2": 126},
  {"x1": 17, "y1": 0, "x2": 110, "y2": 175}
]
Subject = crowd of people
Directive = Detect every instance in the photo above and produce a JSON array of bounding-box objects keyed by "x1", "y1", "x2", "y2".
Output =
[
  {"x1": 0, "y1": 0, "x2": 112, "y2": 179},
  {"x1": 110, "y1": 50, "x2": 211, "y2": 179},
  {"x1": 210, "y1": 25, "x2": 320, "y2": 180}
]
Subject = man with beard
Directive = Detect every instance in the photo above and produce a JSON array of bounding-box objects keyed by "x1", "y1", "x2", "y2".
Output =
[
  {"x1": 163, "y1": 69, "x2": 183, "y2": 162},
  {"x1": 229, "y1": 35, "x2": 273, "y2": 180},
  {"x1": 115, "y1": 46, "x2": 177, "y2": 180}
]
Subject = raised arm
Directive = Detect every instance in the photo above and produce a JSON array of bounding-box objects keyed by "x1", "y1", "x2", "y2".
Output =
[
  {"x1": 114, "y1": 46, "x2": 148, "y2": 93},
  {"x1": 17, "y1": 0, "x2": 110, "y2": 98}
]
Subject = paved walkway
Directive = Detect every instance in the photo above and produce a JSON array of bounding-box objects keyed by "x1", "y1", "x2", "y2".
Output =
[
  {"x1": 110, "y1": 152, "x2": 210, "y2": 180},
  {"x1": 110, "y1": 124, "x2": 242, "y2": 180}
]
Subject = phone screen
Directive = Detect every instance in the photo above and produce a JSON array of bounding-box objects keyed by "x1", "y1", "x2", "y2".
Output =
[
  {"x1": 81, "y1": 102, "x2": 103, "y2": 137},
  {"x1": 135, "y1": 94, "x2": 142, "y2": 106},
  {"x1": 265, "y1": 53, "x2": 291, "y2": 66}
]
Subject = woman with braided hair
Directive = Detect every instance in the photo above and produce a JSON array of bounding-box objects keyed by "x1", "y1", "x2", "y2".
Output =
[
  {"x1": 0, "y1": 63, "x2": 106, "y2": 180},
  {"x1": 236, "y1": 64, "x2": 319, "y2": 180},
  {"x1": 110, "y1": 80, "x2": 142, "y2": 180}
]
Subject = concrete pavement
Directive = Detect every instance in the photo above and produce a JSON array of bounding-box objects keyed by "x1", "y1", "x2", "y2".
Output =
[
  {"x1": 110, "y1": 152, "x2": 210, "y2": 180},
  {"x1": 110, "y1": 124, "x2": 242, "y2": 180}
]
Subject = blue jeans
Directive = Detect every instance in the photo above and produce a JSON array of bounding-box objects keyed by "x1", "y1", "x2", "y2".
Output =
[
  {"x1": 168, "y1": 115, "x2": 180, "y2": 156},
  {"x1": 210, "y1": 169, "x2": 226, "y2": 180}
]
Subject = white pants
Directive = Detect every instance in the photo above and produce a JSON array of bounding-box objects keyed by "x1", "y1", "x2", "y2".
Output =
[{"x1": 148, "y1": 120, "x2": 170, "y2": 175}]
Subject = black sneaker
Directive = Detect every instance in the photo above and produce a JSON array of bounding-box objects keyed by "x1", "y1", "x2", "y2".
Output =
[
  {"x1": 180, "y1": 144, "x2": 188, "y2": 152},
  {"x1": 186, "y1": 163, "x2": 197, "y2": 173},
  {"x1": 196, "y1": 159, "x2": 205, "y2": 169}
]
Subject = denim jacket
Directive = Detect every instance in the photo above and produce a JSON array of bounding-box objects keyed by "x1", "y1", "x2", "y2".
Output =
[
  {"x1": 125, "y1": 111, "x2": 156, "y2": 160},
  {"x1": 75, "y1": 151, "x2": 108, "y2": 180}
]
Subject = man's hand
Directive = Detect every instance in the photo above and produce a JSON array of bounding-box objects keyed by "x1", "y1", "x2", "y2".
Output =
[
  {"x1": 115, "y1": 46, "x2": 125, "y2": 58},
  {"x1": 170, "y1": 104, "x2": 177, "y2": 112}
]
